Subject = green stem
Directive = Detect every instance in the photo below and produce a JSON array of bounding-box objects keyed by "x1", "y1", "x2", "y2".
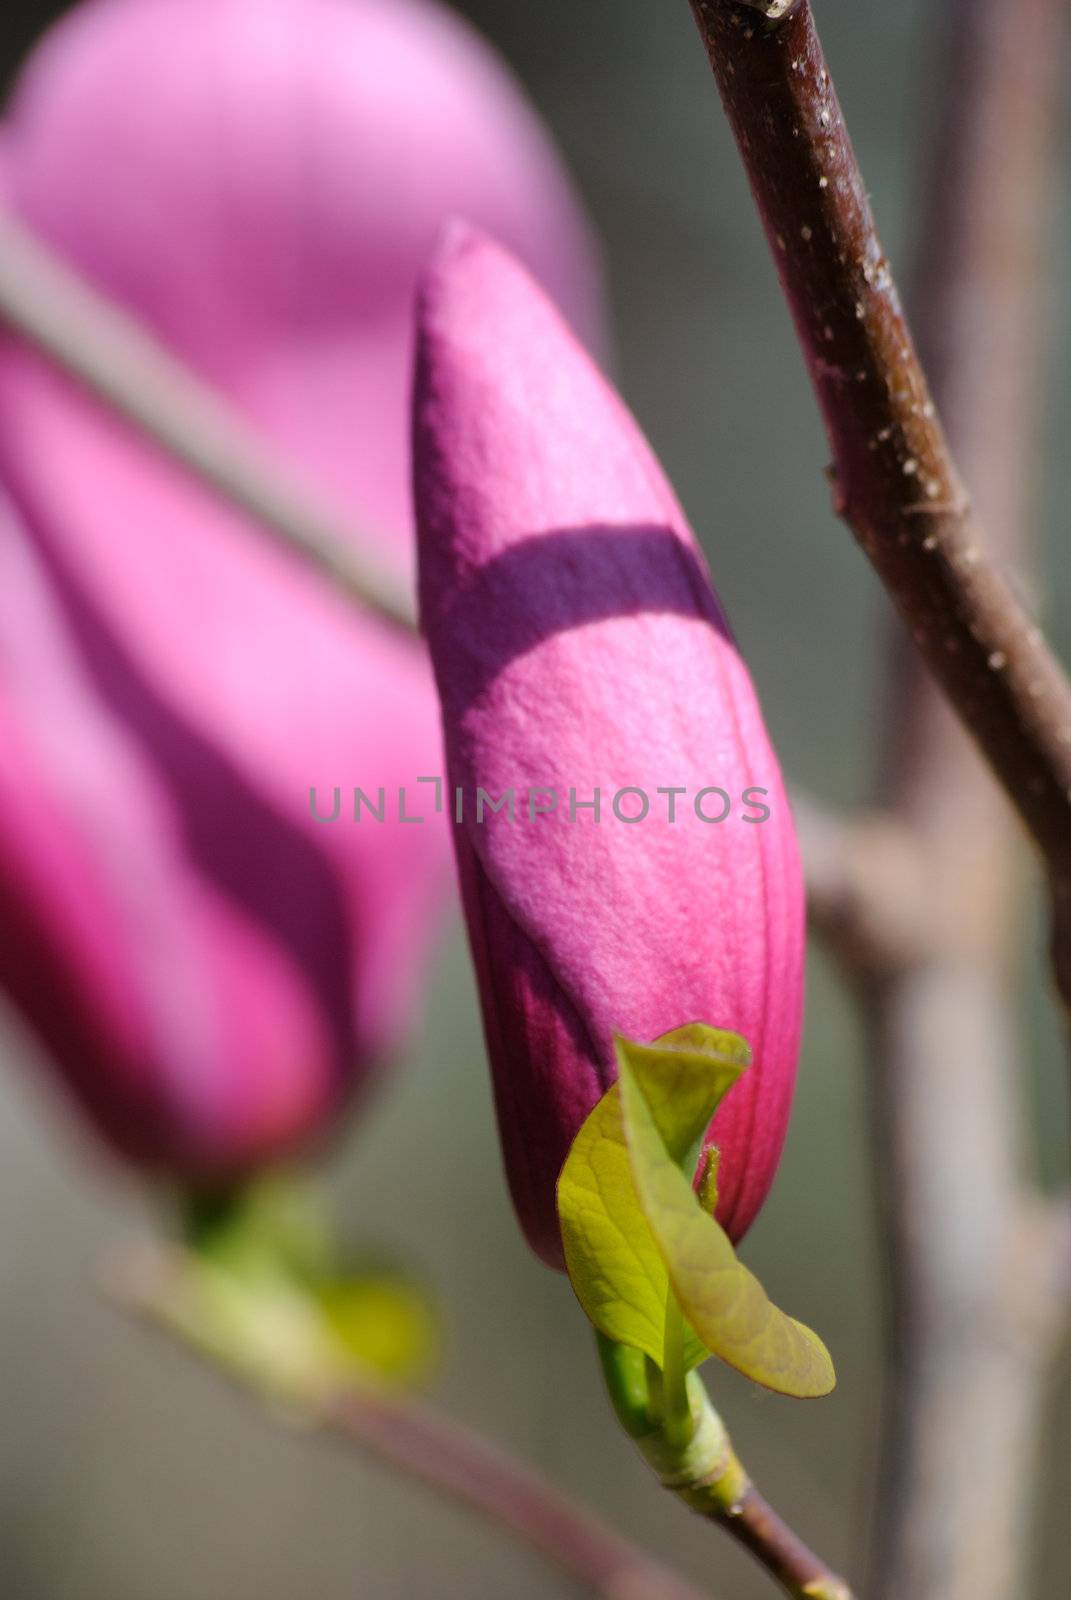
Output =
[
  {"x1": 661, "y1": 1294, "x2": 693, "y2": 1452},
  {"x1": 597, "y1": 1336, "x2": 854, "y2": 1600},
  {"x1": 596, "y1": 1332, "x2": 652, "y2": 1438}
]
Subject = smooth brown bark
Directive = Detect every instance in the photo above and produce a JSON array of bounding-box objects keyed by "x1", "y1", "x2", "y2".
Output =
[{"x1": 689, "y1": 1, "x2": 1071, "y2": 1007}]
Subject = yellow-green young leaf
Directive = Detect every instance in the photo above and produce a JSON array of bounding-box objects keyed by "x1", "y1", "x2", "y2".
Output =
[
  {"x1": 185, "y1": 1179, "x2": 439, "y2": 1390},
  {"x1": 557, "y1": 1024, "x2": 750, "y2": 1373},
  {"x1": 616, "y1": 1035, "x2": 835, "y2": 1398},
  {"x1": 317, "y1": 1274, "x2": 438, "y2": 1387},
  {"x1": 625, "y1": 1025, "x2": 752, "y2": 1164}
]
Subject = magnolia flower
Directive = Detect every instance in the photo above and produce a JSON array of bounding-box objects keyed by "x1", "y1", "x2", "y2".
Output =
[
  {"x1": 414, "y1": 226, "x2": 804, "y2": 1269},
  {"x1": 0, "y1": 0, "x2": 601, "y2": 1178}
]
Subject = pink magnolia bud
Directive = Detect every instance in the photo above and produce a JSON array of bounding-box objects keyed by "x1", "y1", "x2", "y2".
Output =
[
  {"x1": 414, "y1": 226, "x2": 804, "y2": 1269},
  {"x1": 0, "y1": 1, "x2": 602, "y2": 1179}
]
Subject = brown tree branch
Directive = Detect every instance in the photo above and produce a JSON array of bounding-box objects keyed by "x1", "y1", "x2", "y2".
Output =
[
  {"x1": 868, "y1": 2, "x2": 1071, "y2": 1595},
  {"x1": 694, "y1": 1482, "x2": 853, "y2": 1600},
  {"x1": 111, "y1": 1241, "x2": 716, "y2": 1600},
  {"x1": 688, "y1": 1, "x2": 1071, "y2": 1011},
  {"x1": 685, "y1": 3, "x2": 1071, "y2": 1599},
  {"x1": 0, "y1": 212, "x2": 417, "y2": 632}
]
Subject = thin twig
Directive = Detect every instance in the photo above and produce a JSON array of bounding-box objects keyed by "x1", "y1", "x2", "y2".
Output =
[
  {"x1": 110, "y1": 1241, "x2": 714, "y2": 1600},
  {"x1": 0, "y1": 212, "x2": 417, "y2": 632},
  {"x1": 712, "y1": 1485, "x2": 852, "y2": 1600},
  {"x1": 687, "y1": 1, "x2": 1071, "y2": 1010}
]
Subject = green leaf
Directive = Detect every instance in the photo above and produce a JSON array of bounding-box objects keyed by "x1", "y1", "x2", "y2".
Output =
[
  {"x1": 557, "y1": 1024, "x2": 747, "y2": 1374},
  {"x1": 181, "y1": 1178, "x2": 439, "y2": 1389},
  {"x1": 557, "y1": 1025, "x2": 835, "y2": 1399},
  {"x1": 617, "y1": 1034, "x2": 835, "y2": 1397}
]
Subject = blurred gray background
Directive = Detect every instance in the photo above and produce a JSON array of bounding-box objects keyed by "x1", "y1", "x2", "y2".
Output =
[{"x1": 1, "y1": 2, "x2": 1069, "y2": 1596}]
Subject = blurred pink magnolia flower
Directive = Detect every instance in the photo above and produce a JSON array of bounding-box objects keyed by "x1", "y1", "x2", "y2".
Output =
[
  {"x1": 0, "y1": 0, "x2": 602, "y2": 1179},
  {"x1": 414, "y1": 226, "x2": 804, "y2": 1270}
]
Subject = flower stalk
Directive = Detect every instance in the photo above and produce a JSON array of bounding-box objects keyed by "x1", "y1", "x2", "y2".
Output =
[{"x1": 598, "y1": 1336, "x2": 853, "y2": 1600}]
